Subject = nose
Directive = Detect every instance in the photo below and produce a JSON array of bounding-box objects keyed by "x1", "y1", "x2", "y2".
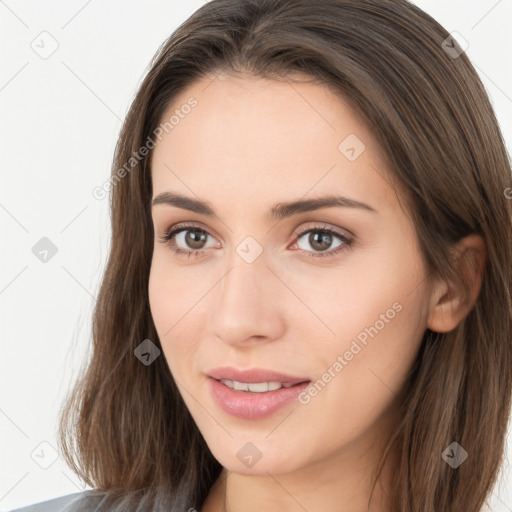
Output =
[{"x1": 209, "y1": 250, "x2": 286, "y2": 348}]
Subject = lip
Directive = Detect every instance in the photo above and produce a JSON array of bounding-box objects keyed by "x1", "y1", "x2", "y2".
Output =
[
  {"x1": 207, "y1": 366, "x2": 311, "y2": 420},
  {"x1": 207, "y1": 366, "x2": 309, "y2": 385}
]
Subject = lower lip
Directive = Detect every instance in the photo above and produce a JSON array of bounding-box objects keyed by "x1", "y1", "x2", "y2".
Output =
[{"x1": 208, "y1": 377, "x2": 310, "y2": 420}]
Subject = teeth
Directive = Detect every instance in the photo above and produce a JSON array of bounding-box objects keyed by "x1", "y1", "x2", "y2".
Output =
[
  {"x1": 219, "y1": 379, "x2": 290, "y2": 392},
  {"x1": 233, "y1": 380, "x2": 249, "y2": 391}
]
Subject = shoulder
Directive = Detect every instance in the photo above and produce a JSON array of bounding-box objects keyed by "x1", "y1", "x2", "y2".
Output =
[{"x1": 7, "y1": 490, "x2": 109, "y2": 512}]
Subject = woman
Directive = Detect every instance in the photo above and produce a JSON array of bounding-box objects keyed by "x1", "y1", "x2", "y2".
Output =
[{"x1": 12, "y1": 0, "x2": 511, "y2": 511}]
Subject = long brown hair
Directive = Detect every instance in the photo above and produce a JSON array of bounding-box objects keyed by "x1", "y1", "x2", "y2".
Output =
[{"x1": 58, "y1": 1, "x2": 512, "y2": 510}]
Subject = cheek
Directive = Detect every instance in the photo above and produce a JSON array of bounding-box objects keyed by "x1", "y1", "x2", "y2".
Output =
[
  {"x1": 292, "y1": 243, "x2": 429, "y2": 442},
  {"x1": 287, "y1": 226, "x2": 426, "y2": 354},
  {"x1": 302, "y1": 302, "x2": 425, "y2": 453},
  {"x1": 148, "y1": 253, "x2": 211, "y2": 377}
]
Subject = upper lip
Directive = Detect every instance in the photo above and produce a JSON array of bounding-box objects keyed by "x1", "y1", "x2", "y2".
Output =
[{"x1": 208, "y1": 366, "x2": 310, "y2": 384}]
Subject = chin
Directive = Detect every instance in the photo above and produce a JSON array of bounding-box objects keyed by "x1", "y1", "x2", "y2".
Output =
[{"x1": 204, "y1": 435, "x2": 309, "y2": 476}]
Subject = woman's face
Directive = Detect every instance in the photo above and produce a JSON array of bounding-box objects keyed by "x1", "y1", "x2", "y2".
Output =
[{"x1": 149, "y1": 73, "x2": 434, "y2": 477}]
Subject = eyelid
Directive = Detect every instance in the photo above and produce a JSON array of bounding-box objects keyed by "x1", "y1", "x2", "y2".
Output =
[
  {"x1": 158, "y1": 220, "x2": 354, "y2": 258},
  {"x1": 159, "y1": 221, "x2": 218, "y2": 240},
  {"x1": 159, "y1": 220, "x2": 352, "y2": 239},
  {"x1": 293, "y1": 222, "x2": 354, "y2": 241}
]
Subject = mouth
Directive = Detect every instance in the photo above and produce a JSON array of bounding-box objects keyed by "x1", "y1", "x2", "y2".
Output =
[
  {"x1": 216, "y1": 379, "x2": 306, "y2": 392},
  {"x1": 207, "y1": 366, "x2": 310, "y2": 386},
  {"x1": 206, "y1": 367, "x2": 311, "y2": 419}
]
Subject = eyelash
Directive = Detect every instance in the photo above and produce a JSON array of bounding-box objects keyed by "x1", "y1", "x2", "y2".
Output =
[{"x1": 157, "y1": 222, "x2": 353, "y2": 259}]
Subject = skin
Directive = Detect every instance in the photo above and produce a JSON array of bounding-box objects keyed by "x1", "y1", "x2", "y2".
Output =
[{"x1": 148, "y1": 72, "x2": 486, "y2": 512}]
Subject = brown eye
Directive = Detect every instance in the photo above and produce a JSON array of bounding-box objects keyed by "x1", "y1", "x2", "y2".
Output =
[
  {"x1": 181, "y1": 229, "x2": 208, "y2": 250},
  {"x1": 293, "y1": 226, "x2": 353, "y2": 258},
  {"x1": 158, "y1": 223, "x2": 219, "y2": 258},
  {"x1": 304, "y1": 231, "x2": 336, "y2": 251}
]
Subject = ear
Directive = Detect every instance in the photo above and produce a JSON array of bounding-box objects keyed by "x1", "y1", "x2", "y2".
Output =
[{"x1": 427, "y1": 234, "x2": 487, "y2": 333}]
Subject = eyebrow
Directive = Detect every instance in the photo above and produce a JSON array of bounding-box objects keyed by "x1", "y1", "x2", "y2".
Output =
[{"x1": 151, "y1": 191, "x2": 378, "y2": 221}]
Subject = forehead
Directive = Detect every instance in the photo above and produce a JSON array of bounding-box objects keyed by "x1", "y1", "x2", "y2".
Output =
[{"x1": 150, "y1": 73, "x2": 398, "y2": 216}]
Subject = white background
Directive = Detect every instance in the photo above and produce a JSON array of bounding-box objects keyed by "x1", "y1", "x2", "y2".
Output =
[{"x1": 1, "y1": 1, "x2": 511, "y2": 510}]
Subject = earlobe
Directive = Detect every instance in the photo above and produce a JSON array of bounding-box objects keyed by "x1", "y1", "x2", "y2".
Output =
[{"x1": 427, "y1": 234, "x2": 487, "y2": 333}]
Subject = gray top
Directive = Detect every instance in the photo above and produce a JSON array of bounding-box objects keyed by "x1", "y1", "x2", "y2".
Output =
[
  {"x1": 7, "y1": 491, "x2": 108, "y2": 512},
  {"x1": 7, "y1": 490, "x2": 496, "y2": 511}
]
